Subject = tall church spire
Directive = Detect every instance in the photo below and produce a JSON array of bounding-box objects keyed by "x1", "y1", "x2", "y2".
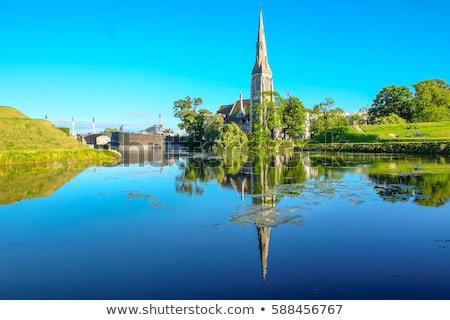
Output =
[
  {"x1": 252, "y1": 8, "x2": 272, "y2": 75},
  {"x1": 250, "y1": 7, "x2": 274, "y2": 106}
]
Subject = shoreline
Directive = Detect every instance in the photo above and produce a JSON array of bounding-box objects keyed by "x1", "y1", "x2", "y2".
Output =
[
  {"x1": 295, "y1": 141, "x2": 450, "y2": 155},
  {"x1": 0, "y1": 148, "x2": 121, "y2": 165}
]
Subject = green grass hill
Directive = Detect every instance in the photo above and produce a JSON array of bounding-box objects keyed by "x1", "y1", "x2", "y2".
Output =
[
  {"x1": 306, "y1": 121, "x2": 450, "y2": 154},
  {"x1": 0, "y1": 106, "x2": 120, "y2": 164},
  {"x1": 360, "y1": 121, "x2": 450, "y2": 141},
  {"x1": 0, "y1": 106, "x2": 28, "y2": 119},
  {"x1": 312, "y1": 121, "x2": 450, "y2": 144}
]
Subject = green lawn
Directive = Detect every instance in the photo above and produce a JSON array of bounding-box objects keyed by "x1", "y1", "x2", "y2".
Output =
[
  {"x1": 0, "y1": 106, "x2": 120, "y2": 164},
  {"x1": 360, "y1": 121, "x2": 450, "y2": 141}
]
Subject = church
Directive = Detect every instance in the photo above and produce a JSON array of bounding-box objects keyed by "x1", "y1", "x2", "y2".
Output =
[{"x1": 217, "y1": 8, "x2": 274, "y2": 133}]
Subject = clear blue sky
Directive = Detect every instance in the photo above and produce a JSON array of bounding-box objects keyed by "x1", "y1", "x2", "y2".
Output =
[{"x1": 1, "y1": 0, "x2": 449, "y2": 132}]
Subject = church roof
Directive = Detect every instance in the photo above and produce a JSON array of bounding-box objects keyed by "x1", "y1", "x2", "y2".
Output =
[
  {"x1": 217, "y1": 104, "x2": 233, "y2": 115},
  {"x1": 218, "y1": 98, "x2": 251, "y2": 124}
]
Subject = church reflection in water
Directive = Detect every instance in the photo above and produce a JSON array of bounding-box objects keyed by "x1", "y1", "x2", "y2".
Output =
[
  {"x1": 176, "y1": 150, "x2": 313, "y2": 282},
  {"x1": 225, "y1": 152, "x2": 312, "y2": 282},
  {"x1": 174, "y1": 150, "x2": 450, "y2": 282}
]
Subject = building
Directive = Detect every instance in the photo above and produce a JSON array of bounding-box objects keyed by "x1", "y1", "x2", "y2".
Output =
[
  {"x1": 218, "y1": 8, "x2": 274, "y2": 133},
  {"x1": 217, "y1": 93, "x2": 251, "y2": 132},
  {"x1": 140, "y1": 114, "x2": 164, "y2": 134}
]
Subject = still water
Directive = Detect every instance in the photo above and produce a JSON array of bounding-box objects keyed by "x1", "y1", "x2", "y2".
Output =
[{"x1": 1, "y1": 150, "x2": 450, "y2": 299}]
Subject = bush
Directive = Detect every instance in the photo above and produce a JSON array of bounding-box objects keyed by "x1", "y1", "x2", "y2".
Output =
[
  {"x1": 373, "y1": 113, "x2": 407, "y2": 125},
  {"x1": 313, "y1": 126, "x2": 379, "y2": 143}
]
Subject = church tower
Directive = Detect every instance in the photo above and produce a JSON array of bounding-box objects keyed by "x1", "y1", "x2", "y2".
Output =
[{"x1": 250, "y1": 8, "x2": 274, "y2": 106}]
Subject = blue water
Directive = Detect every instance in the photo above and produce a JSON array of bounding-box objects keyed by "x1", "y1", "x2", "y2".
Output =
[{"x1": 1, "y1": 153, "x2": 450, "y2": 299}]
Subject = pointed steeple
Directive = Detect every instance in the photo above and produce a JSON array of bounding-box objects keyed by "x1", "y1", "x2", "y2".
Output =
[
  {"x1": 250, "y1": 7, "x2": 274, "y2": 107},
  {"x1": 252, "y1": 8, "x2": 272, "y2": 75}
]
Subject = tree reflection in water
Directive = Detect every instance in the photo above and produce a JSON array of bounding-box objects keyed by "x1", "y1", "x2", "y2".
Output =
[{"x1": 174, "y1": 151, "x2": 450, "y2": 281}]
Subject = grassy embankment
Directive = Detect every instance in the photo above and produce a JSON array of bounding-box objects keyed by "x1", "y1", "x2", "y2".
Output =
[
  {"x1": 301, "y1": 121, "x2": 450, "y2": 154},
  {"x1": 0, "y1": 106, "x2": 121, "y2": 164}
]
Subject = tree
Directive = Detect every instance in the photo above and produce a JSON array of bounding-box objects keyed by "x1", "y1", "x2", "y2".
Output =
[
  {"x1": 249, "y1": 91, "x2": 283, "y2": 146},
  {"x1": 368, "y1": 85, "x2": 414, "y2": 123},
  {"x1": 249, "y1": 103, "x2": 271, "y2": 148},
  {"x1": 258, "y1": 91, "x2": 284, "y2": 140},
  {"x1": 202, "y1": 113, "x2": 224, "y2": 149},
  {"x1": 173, "y1": 96, "x2": 203, "y2": 134},
  {"x1": 191, "y1": 108, "x2": 212, "y2": 143},
  {"x1": 213, "y1": 122, "x2": 248, "y2": 152},
  {"x1": 311, "y1": 98, "x2": 348, "y2": 135},
  {"x1": 412, "y1": 79, "x2": 450, "y2": 122},
  {"x1": 281, "y1": 95, "x2": 307, "y2": 139},
  {"x1": 250, "y1": 91, "x2": 307, "y2": 144},
  {"x1": 173, "y1": 97, "x2": 225, "y2": 150}
]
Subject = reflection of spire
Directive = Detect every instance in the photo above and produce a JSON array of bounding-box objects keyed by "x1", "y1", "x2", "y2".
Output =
[
  {"x1": 241, "y1": 176, "x2": 246, "y2": 201},
  {"x1": 257, "y1": 225, "x2": 271, "y2": 283},
  {"x1": 222, "y1": 151, "x2": 306, "y2": 282}
]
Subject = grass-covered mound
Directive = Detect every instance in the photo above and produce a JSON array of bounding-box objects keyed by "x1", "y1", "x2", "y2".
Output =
[
  {"x1": 360, "y1": 121, "x2": 450, "y2": 141},
  {"x1": 0, "y1": 106, "x2": 120, "y2": 164},
  {"x1": 311, "y1": 122, "x2": 450, "y2": 144},
  {"x1": 298, "y1": 121, "x2": 450, "y2": 154}
]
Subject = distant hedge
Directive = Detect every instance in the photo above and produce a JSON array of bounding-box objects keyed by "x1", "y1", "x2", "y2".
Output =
[
  {"x1": 297, "y1": 141, "x2": 450, "y2": 155},
  {"x1": 312, "y1": 127, "x2": 379, "y2": 143}
]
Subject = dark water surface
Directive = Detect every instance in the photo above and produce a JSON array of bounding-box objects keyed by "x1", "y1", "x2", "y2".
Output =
[{"x1": 1, "y1": 151, "x2": 450, "y2": 299}]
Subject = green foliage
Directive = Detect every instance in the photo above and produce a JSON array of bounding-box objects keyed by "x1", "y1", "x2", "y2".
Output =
[
  {"x1": 310, "y1": 98, "x2": 348, "y2": 135},
  {"x1": 103, "y1": 127, "x2": 118, "y2": 133},
  {"x1": 249, "y1": 91, "x2": 307, "y2": 145},
  {"x1": 369, "y1": 85, "x2": 414, "y2": 123},
  {"x1": 203, "y1": 113, "x2": 224, "y2": 143},
  {"x1": 373, "y1": 113, "x2": 407, "y2": 125},
  {"x1": 249, "y1": 104, "x2": 271, "y2": 148},
  {"x1": 300, "y1": 141, "x2": 450, "y2": 155},
  {"x1": 313, "y1": 126, "x2": 379, "y2": 143},
  {"x1": 412, "y1": 79, "x2": 450, "y2": 122},
  {"x1": 369, "y1": 79, "x2": 450, "y2": 123},
  {"x1": 213, "y1": 122, "x2": 248, "y2": 152},
  {"x1": 172, "y1": 96, "x2": 224, "y2": 150},
  {"x1": 281, "y1": 96, "x2": 307, "y2": 139},
  {"x1": 173, "y1": 96, "x2": 203, "y2": 132},
  {"x1": 250, "y1": 91, "x2": 283, "y2": 141}
]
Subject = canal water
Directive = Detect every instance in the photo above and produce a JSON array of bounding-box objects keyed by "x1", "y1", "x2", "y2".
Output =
[{"x1": 1, "y1": 151, "x2": 450, "y2": 299}]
